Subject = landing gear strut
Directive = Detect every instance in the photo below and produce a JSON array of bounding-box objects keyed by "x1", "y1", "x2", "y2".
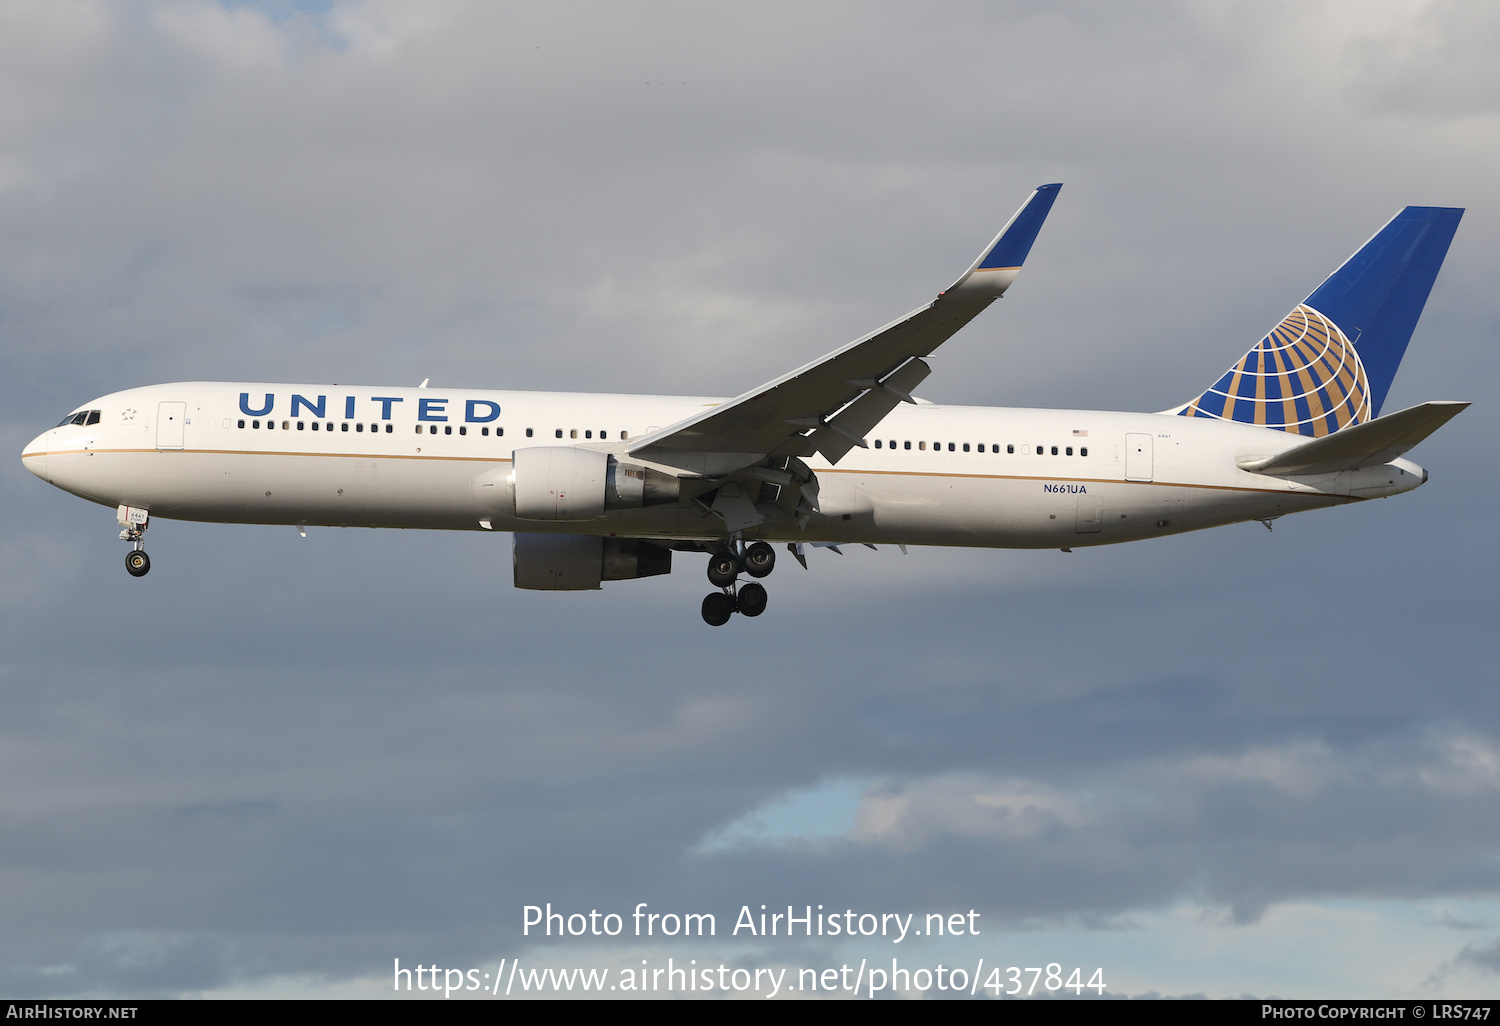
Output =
[
  {"x1": 700, "y1": 538, "x2": 775, "y2": 626},
  {"x1": 118, "y1": 504, "x2": 150, "y2": 577}
]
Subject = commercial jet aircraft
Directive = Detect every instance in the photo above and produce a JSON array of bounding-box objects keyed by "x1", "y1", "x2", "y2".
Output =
[{"x1": 22, "y1": 185, "x2": 1467, "y2": 625}]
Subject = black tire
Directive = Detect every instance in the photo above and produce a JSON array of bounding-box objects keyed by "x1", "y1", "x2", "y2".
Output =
[
  {"x1": 743, "y1": 541, "x2": 776, "y2": 579},
  {"x1": 736, "y1": 582, "x2": 768, "y2": 617},
  {"x1": 701, "y1": 591, "x2": 735, "y2": 627},
  {"x1": 125, "y1": 550, "x2": 151, "y2": 577},
  {"x1": 706, "y1": 551, "x2": 741, "y2": 588}
]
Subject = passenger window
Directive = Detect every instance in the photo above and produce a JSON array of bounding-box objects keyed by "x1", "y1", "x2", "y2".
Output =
[
  {"x1": 904, "y1": 441, "x2": 911, "y2": 450},
  {"x1": 341, "y1": 423, "x2": 349, "y2": 432},
  {"x1": 526, "y1": 428, "x2": 533, "y2": 438},
  {"x1": 356, "y1": 423, "x2": 364, "y2": 432},
  {"x1": 415, "y1": 425, "x2": 422, "y2": 434},
  {"x1": 585, "y1": 430, "x2": 592, "y2": 439},
  {"x1": 1066, "y1": 446, "x2": 1073, "y2": 455},
  {"x1": 619, "y1": 431, "x2": 626, "y2": 440},
  {"x1": 497, "y1": 427, "x2": 504, "y2": 437},
  {"x1": 1007, "y1": 444, "x2": 1014, "y2": 453},
  {"x1": 481, "y1": 427, "x2": 489, "y2": 436},
  {"x1": 238, "y1": 419, "x2": 245, "y2": 429},
  {"x1": 963, "y1": 443, "x2": 970, "y2": 452},
  {"x1": 919, "y1": 441, "x2": 926, "y2": 451},
  {"x1": 555, "y1": 429, "x2": 563, "y2": 438},
  {"x1": 385, "y1": 424, "x2": 393, "y2": 433},
  {"x1": 1080, "y1": 447, "x2": 1088, "y2": 456},
  {"x1": 1051, "y1": 446, "x2": 1058, "y2": 455},
  {"x1": 429, "y1": 425, "x2": 437, "y2": 434},
  {"x1": 297, "y1": 421, "x2": 305, "y2": 431},
  {"x1": 444, "y1": 426, "x2": 452, "y2": 435},
  {"x1": 569, "y1": 429, "x2": 577, "y2": 439},
  {"x1": 459, "y1": 426, "x2": 466, "y2": 436},
  {"x1": 948, "y1": 442, "x2": 955, "y2": 452},
  {"x1": 874, "y1": 439, "x2": 882, "y2": 448},
  {"x1": 253, "y1": 420, "x2": 260, "y2": 429},
  {"x1": 976, "y1": 444, "x2": 983, "y2": 452}
]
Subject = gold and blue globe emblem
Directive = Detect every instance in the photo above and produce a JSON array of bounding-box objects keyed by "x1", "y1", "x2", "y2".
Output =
[{"x1": 1180, "y1": 304, "x2": 1370, "y2": 436}]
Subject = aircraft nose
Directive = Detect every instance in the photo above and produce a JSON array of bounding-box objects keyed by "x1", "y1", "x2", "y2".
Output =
[{"x1": 21, "y1": 433, "x2": 49, "y2": 483}]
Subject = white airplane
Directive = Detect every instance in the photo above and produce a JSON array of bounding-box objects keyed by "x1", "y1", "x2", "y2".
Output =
[{"x1": 22, "y1": 185, "x2": 1468, "y2": 625}]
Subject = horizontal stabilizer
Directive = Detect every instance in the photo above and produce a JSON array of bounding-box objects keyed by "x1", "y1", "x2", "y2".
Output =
[{"x1": 1238, "y1": 400, "x2": 1469, "y2": 476}]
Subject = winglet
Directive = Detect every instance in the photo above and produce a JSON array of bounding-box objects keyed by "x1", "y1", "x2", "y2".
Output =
[{"x1": 944, "y1": 183, "x2": 1063, "y2": 298}]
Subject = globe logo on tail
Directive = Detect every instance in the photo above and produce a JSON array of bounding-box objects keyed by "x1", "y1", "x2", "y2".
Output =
[{"x1": 1180, "y1": 304, "x2": 1370, "y2": 437}]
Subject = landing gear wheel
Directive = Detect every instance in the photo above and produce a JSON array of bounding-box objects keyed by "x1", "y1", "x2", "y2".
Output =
[
  {"x1": 736, "y1": 582, "x2": 768, "y2": 617},
  {"x1": 701, "y1": 591, "x2": 735, "y2": 627},
  {"x1": 707, "y1": 551, "x2": 741, "y2": 588},
  {"x1": 125, "y1": 550, "x2": 151, "y2": 577},
  {"x1": 743, "y1": 541, "x2": 776, "y2": 578}
]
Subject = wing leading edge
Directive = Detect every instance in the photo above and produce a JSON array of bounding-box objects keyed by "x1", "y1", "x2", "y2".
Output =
[{"x1": 627, "y1": 184, "x2": 1063, "y2": 476}]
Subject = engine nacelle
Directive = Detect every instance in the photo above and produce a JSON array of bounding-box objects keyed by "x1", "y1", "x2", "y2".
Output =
[
  {"x1": 512, "y1": 533, "x2": 672, "y2": 591},
  {"x1": 511, "y1": 447, "x2": 679, "y2": 521}
]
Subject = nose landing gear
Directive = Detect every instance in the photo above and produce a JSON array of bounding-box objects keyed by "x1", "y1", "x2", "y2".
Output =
[
  {"x1": 700, "y1": 539, "x2": 775, "y2": 625},
  {"x1": 117, "y1": 504, "x2": 150, "y2": 577}
]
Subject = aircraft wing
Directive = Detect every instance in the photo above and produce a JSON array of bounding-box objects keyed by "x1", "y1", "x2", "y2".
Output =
[
  {"x1": 627, "y1": 184, "x2": 1062, "y2": 476},
  {"x1": 1238, "y1": 400, "x2": 1470, "y2": 476}
]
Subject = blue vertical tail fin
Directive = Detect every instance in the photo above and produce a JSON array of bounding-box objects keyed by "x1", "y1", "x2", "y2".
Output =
[{"x1": 1177, "y1": 205, "x2": 1463, "y2": 436}]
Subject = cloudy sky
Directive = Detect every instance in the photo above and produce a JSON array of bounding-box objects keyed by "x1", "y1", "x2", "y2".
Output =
[{"x1": 3, "y1": 0, "x2": 1499, "y2": 999}]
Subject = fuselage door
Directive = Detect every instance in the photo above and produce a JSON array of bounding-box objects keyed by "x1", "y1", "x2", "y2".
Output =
[
  {"x1": 156, "y1": 402, "x2": 187, "y2": 450},
  {"x1": 1125, "y1": 433, "x2": 1153, "y2": 482}
]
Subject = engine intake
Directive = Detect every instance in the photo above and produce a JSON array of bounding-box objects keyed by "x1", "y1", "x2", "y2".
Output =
[{"x1": 511, "y1": 447, "x2": 679, "y2": 521}]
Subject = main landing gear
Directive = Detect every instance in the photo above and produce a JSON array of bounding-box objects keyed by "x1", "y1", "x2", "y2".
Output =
[
  {"x1": 700, "y1": 540, "x2": 777, "y2": 626},
  {"x1": 118, "y1": 505, "x2": 151, "y2": 577}
]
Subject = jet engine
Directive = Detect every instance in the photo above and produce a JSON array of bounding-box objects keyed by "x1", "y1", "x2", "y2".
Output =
[
  {"x1": 512, "y1": 533, "x2": 673, "y2": 591},
  {"x1": 510, "y1": 447, "x2": 680, "y2": 521}
]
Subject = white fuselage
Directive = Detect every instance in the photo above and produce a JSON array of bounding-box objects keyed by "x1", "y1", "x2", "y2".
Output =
[{"x1": 22, "y1": 381, "x2": 1426, "y2": 548}]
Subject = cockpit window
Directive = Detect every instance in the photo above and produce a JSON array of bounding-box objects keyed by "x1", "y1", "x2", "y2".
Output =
[{"x1": 57, "y1": 410, "x2": 100, "y2": 426}]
